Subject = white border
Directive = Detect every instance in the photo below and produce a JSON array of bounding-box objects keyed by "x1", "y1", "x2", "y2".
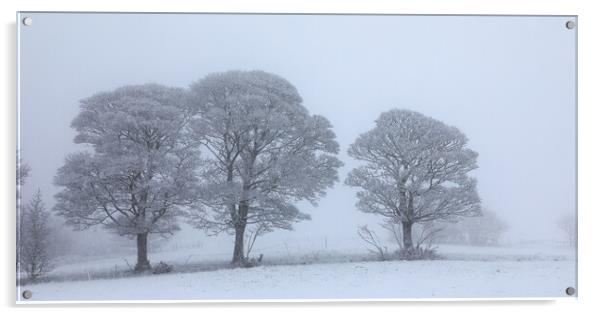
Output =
[{"x1": 15, "y1": 297, "x2": 578, "y2": 305}]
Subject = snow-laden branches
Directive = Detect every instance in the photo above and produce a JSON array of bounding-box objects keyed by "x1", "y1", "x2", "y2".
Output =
[
  {"x1": 54, "y1": 84, "x2": 203, "y2": 271},
  {"x1": 345, "y1": 109, "x2": 481, "y2": 249},
  {"x1": 186, "y1": 70, "x2": 342, "y2": 264},
  {"x1": 20, "y1": 190, "x2": 53, "y2": 280}
]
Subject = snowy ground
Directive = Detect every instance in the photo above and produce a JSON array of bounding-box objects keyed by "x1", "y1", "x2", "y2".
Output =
[
  {"x1": 18, "y1": 242, "x2": 576, "y2": 301},
  {"x1": 23, "y1": 260, "x2": 574, "y2": 301}
]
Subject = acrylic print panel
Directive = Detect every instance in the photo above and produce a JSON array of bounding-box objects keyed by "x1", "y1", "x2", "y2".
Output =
[{"x1": 16, "y1": 12, "x2": 577, "y2": 302}]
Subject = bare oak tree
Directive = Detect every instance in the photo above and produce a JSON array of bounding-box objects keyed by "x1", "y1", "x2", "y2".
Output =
[
  {"x1": 54, "y1": 84, "x2": 201, "y2": 271},
  {"x1": 188, "y1": 71, "x2": 342, "y2": 265},
  {"x1": 345, "y1": 109, "x2": 481, "y2": 249}
]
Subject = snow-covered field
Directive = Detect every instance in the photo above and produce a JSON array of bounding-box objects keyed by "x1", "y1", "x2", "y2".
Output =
[
  {"x1": 19, "y1": 243, "x2": 576, "y2": 301},
  {"x1": 23, "y1": 259, "x2": 574, "y2": 301}
]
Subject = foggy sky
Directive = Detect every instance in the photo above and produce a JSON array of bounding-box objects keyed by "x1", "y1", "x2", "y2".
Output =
[{"x1": 18, "y1": 13, "x2": 576, "y2": 251}]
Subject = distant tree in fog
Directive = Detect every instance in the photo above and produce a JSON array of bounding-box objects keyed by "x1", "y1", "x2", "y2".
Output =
[
  {"x1": 54, "y1": 84, "x2": 201, "y2": 271},
  {"x1": 461, "y1": 209, "x2": 507, "y2": 246},
  {"x1": 345, "y1": 109, "x2": 481, "y2": 249},
  {"x1": 16, "y1": 152, "x2": 30, "y2": 272},
  {"x1": 20, "y1": 190, "x2": 53, "y2": 280},
  {"x1": 435, "y1": 209, "x2": 508, "y2": 246},
  {"x1": 187, "y1": 71, "x2": 342, "y2": 265},
  {"x1": 17, "y1": 152, "x2": 30, "y2": 188},
  {"x1": 557, "y1": 212, "x2": 576, "y2": 247}
]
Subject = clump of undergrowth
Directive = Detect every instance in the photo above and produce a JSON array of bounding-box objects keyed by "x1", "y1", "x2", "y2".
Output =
[
  {"x1": 237, "y1": 254, "x2": 264, "y2": 268},
  {"x1": 396, "y1": 247, "x2": 440, "y2": 261},
  {"x1": 152, "y1": 261, "x2": 173, "y2": 274}
]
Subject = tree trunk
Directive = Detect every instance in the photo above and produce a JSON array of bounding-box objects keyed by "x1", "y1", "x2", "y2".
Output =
[
  {"x1": 231, "y1": 199, "x2": 249, "y2": 265},
  {"x1": 232, "y1": 223, "x2": 246, "y2": 265},
  {"x1": 135, "y1": 233, "x2": 151, "y2": 271},
  {"x1": 402, "y1": 221, "x2": 413, "y2": 249},
  {"x1": 232, "y1": 182, "x2": 250, "y2": 265},
  {"x1": 227, "y1": 164, "x2": 246, "y2": 265}
]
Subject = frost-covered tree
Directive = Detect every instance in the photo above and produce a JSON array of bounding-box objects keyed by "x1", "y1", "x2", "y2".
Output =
[
  {"x1": 460, "y1": 209, "x2": 507, "y2": 245},
  {"x1": 557, "y1": 212, "x2": 576, "y2": 247},
  {"x1": 345, "y1": 109, "x2": 481, "y2": 249},
  {"x1": 20, "y1": 190, "x2": 52, "y2": 280},
  {"x1": 54, "y1": 84, "x2": 201, "y2": 271},
  {"x1": 427, "y1": 209, "x2": 507, "y2": 245},
  {"x1": 17, "y1": 152, "x2": 30, "y2": 188},
  {"x1": 188, "y1": 71, "x2": 342, "y2": 264},
  {"x1": 16, "y1": 152, "x2": 31, "y2": 272}
]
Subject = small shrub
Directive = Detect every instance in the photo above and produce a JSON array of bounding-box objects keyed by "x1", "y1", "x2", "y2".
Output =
[
  {"x1": 357, "y1": 225, "x2": 388, "y2": 261},
  {"x1": 397, "y1": 247, "x2": 439, "y2": 260},
  {"x1": 152, "y1": 261, "x2": 173, "y2": 274},
  {"x1": 239, "y1": 254, "x2": 263, "y2": 268}
]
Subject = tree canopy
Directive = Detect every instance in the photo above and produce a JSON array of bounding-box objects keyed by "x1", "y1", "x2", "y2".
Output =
[
  {"x1": 188, "y1": 71, "x2": 343, "y2": 263},
  {"x1": 345, "y1": 109, "x2": 481, "y2": 248}
]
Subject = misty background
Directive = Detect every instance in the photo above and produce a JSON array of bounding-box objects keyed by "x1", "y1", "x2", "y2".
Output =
[{"x1": 18, "y1": 13, "x2": 576, "y2": 257}]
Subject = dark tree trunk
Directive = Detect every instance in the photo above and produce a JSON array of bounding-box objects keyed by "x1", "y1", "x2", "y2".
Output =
[
  {"x1": 232, "y1": 224, "x2": 246, "y2": 264},
  {"x1": 402, "y1": 221, "x2": 413, "y2": 249},
  {"x1": 226, "y1": 163, "x2": 245, "y2": 265},
  {"x1": 135, "y1": 232, "x2": 151, "y2": 271},
  {"x1": 231, "y1": 198, "x2": 249, "y2": 265}
]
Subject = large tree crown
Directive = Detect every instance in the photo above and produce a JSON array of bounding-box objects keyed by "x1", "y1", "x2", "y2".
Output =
[
  {"x1": 189, "y1": 70, "x2": 340, "y2": 172},
  {"x1": 345, "y1": 109, "x2": 481, "y2": 223},
  {"x1": 348, "y1": 109, "x2": 478, "y2": 183},
  {"x1": 189, "y1": 70, "x2": 303, "y2": 106},
  {"x1": 71, "y1": 84, "x2": 189, "y2": 153},
  {"x1": 186, "y1": 70, "x2": 342, "y2": 234},
  {"x1": 54, "y1": 84, "x2": 200, "y2": 236}
]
